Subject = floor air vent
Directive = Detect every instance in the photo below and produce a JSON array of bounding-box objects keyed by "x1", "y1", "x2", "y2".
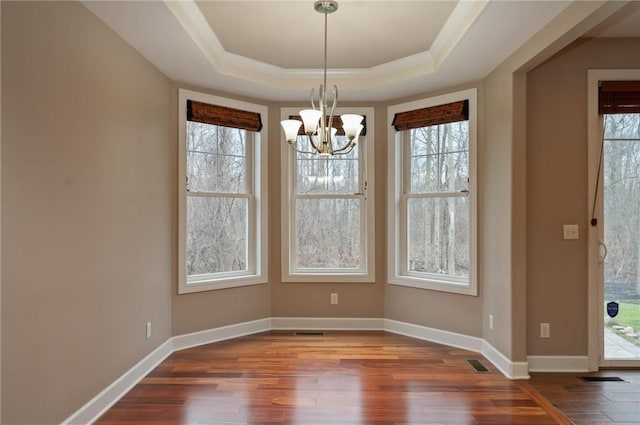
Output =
[
  {"x1": 579, "y1": 376, "x2": 625, "y2": 382},
  {"x1": 293, "y1": 331, "x2": 325, "y2": 336},
  {"x1": 466, "y1": 359, "x2": 490, "y2": 372}
]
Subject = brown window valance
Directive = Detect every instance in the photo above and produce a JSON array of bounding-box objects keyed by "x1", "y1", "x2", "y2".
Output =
[
  {"x1": 187, "y1": 99, "x2": 263, "y2": 131},
  {"x1": 288, "y1": 115, "x2": 367, "y2": 137},
  {"x1": 599, "y1": 81, "x2": 640, "y2": 114},
  {"x1": 392, "y1": 100, "x2": 469, "y2": 131}
]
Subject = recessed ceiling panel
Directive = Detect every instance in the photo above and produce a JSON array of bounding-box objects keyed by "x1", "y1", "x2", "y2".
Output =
[{"x1": 195, "y1": 0, "x2": 456, "y2": 69}]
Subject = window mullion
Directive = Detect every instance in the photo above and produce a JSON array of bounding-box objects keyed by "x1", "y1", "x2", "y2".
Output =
[
  {"x1": 405, "y1": 192, "x2": 468, "y2": 199},
  {"x1": 294, "y1": 193, "x2": 365, "y2": 200},
  {"x1": 187, "y1": 192, "x2": 250, "y2": 199}
]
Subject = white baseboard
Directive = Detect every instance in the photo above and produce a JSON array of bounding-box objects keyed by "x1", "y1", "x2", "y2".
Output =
[
  {"x1": 172, "y1": 317, "x2": 271, "y2": 351},
  {"x1": 482, "y1": 341, "x2": 530, "y2": 379},
  {"x1": 384, "y1": 319, "x2": 484, "y2": 352},
  {"x1": 384, "y1": 320, "x2": 530, "y2": 379},
  {"x1": 61, "y1": 339, "x2": 173, "y2": 425},
  {"x1": 527, "y1": 355, "x2": 589, "y2": 372},
  {"x1": 271, "y1": 317, "x2": 385, "y2": 330}
]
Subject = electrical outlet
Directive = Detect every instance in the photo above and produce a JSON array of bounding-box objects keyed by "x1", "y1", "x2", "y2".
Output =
[
  {"x1": 331, "y1": 293, "x2": 338, "y2": 305},
  {"x1": 540, "y1": 323, "x2": 550, "y2": 338},
  {"x1": 489, "y1": 314, "x2": 494, "y2": 330},
  {"x1": 146, "y1": 322, "x2": 152, "y2": 339}
]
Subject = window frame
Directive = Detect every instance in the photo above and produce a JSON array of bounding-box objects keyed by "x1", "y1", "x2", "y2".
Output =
[
  {"x1": 178, "y1": 89, "x2": 268, "y2": 294},
  {"x1": 280, "y1": 106, "x2": 375, "y2": 283},
  {"x1": 387, "y1": 89, "x2": 477, "y2": 296}
]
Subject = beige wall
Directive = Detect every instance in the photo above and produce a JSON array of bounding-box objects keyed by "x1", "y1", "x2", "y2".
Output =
[
  {"x1": 1, "y1": 2, "x2": 3, "y2": 420},
  {"x1": 173, "y1": 284, "x2": 271, "y2": 335},
  {"x1": 1, "y1": 2, "x2": 173, "y2": 423},
  {"x1": 511, "y1": 72, "x2": 528, "y2": 362},
  {"x1": 481, "y1": 66, "x2": 516, "y2": 355},
  {"x1": 526, "y1": 37, "x2": 640, "y2": 355}
]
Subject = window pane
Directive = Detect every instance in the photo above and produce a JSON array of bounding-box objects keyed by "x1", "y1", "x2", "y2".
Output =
[
  {"x1": 296, "y1": 138, "x2": 359, "y2": 194},
  {"x1": 604, "y1": 114, "x2": 640, "y2": 140},
  {"x1": 407, "y1": 196, "x2": 469, "y2": 278},
  {"x1": 410, "y1": 156, "x2": 439, "y2": 193},
  {"x1": 187, "y1": 196, "x2": 248, "y2": 277},
  {"x1": 295, "y1": 198, "x2": 361, "y2": 269},
  {"x1": 409, "y1": 121, "x2": 469, "y2": 193},
  {"x1": 186, "y1": 121, "x2": 246, "y2": 193}
]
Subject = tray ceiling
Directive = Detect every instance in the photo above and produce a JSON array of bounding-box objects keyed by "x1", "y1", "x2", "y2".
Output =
[{"x1": 83, "y1": 0, "x2": 640, "y2": 102}]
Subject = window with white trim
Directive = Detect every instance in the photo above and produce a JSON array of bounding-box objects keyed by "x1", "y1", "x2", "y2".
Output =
[
  {"x1": 387, "y1": 89, "x2": 477, "y2": 295},
  {"x1": 281, "y1": 107, "x2": 375, "y2": 282},
  {"x1": 178, "y1": 89, "x2": 267, "y2": 293}
]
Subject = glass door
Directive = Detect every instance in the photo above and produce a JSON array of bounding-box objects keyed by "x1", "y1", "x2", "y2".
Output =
[{"x1": 601, "y1": 113, "x2": 640, "y2": 365}]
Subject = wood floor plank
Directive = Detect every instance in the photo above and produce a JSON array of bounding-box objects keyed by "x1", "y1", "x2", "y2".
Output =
[
  {"x1": 95, "y1": 331, "x2": 637, "y2": 425},
  {"x1": 528, "y1": 370, "x2": 640, "y2": 425}
]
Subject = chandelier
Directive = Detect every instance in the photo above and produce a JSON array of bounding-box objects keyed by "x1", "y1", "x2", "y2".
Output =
[{"x1": 280, "y1": 0, "x2": 364, "y2": 156}]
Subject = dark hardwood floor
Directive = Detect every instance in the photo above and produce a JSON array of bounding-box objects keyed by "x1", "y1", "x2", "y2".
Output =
[
  {"x1": 528, "y1": 370, "x2": 640, "y2": 425},
  {"x1": 95, "y1": 331, "x2": 636, "y2": 425}
]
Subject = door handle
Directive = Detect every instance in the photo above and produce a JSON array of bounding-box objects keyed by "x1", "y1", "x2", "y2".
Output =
[{"x1": 598, "y1": 241, "x2": 608, "y2": 263}]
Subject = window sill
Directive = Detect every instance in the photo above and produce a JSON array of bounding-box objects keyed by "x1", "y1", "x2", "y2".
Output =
[
  {"x1": 179, "y1": 275, "x2": 267, "y2": 294},
  {"x1": 282, "y1": 272, "x2": 375, "y2": 283},
  {"x1": 388, "y1": 275, "x2": 477, "y2": 296}
]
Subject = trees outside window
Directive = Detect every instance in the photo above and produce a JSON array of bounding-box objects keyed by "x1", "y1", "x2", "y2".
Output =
[
  {"x1": 603, "y1": 113, "x2": 640, "y2": 294},
  {"x1": 405, "y1": 122, "x2": 470, "y2": 280},
  {"x1": 186, "y1": 123, "x2": 250, "y2": 277},
  {"x1": 602, "y1": 113, "x2": 640, "y2": 352}
]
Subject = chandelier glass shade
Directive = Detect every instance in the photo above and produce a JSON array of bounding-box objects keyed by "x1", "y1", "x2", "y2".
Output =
[{"x1": 281, "y1": 0, "x2": 364, "y2": 156}]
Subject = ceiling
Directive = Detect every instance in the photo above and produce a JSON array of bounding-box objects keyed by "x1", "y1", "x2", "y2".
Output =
[{"x1": 83, "y1": 0, "x2": 640, "y2": 103}]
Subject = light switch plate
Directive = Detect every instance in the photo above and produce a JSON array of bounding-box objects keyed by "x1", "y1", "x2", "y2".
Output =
[{"x1": 563, "y1": 224, "x2": 579, "y2": 240}]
